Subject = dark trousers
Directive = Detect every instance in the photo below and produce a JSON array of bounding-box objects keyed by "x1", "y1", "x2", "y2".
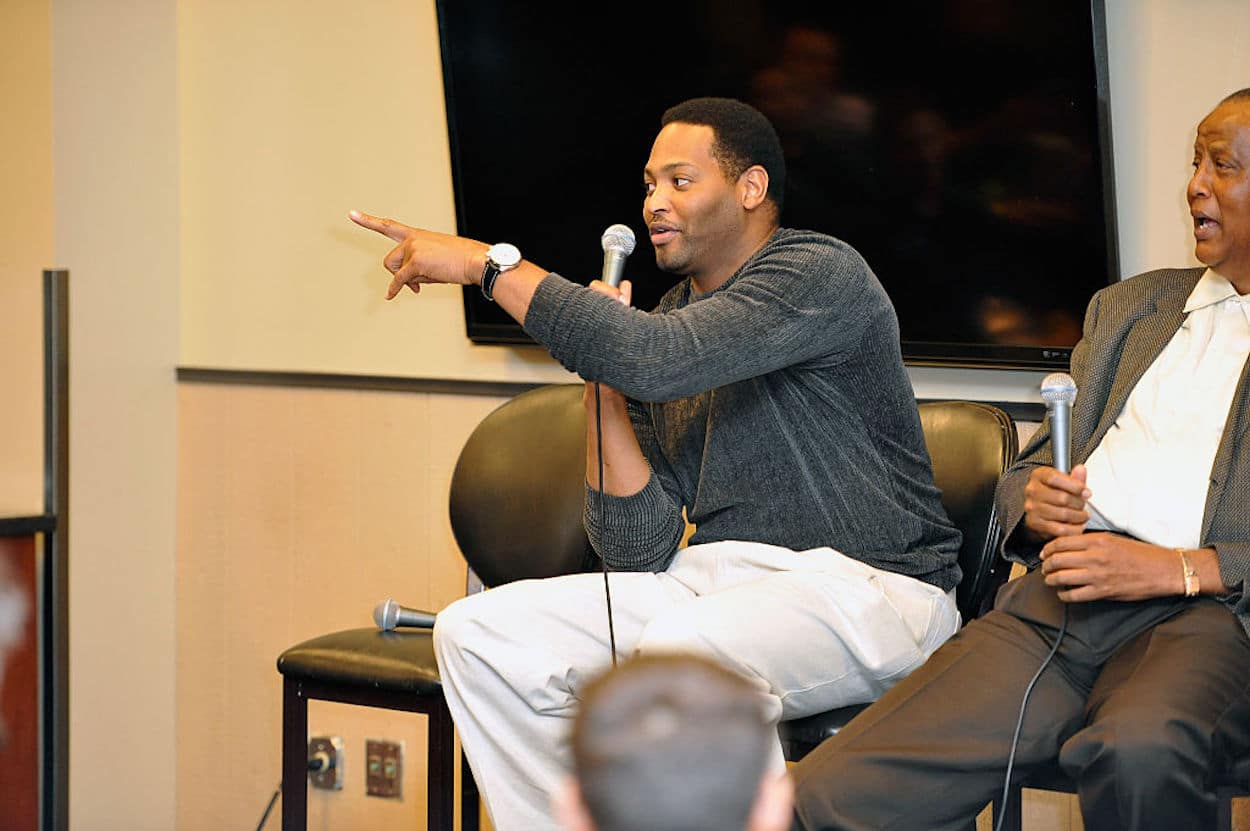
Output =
[{"x1": 791, "y1": 569, "x2": 1250, "y2": 831}]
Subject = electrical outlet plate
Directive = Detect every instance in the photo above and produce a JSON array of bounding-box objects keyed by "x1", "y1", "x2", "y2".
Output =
[
  {"x1": 308, "y1": 736, "x2": 343, "y2": 791},
  {"x1": 365, "y1": 738, "x2": 404, "y2": 799}
]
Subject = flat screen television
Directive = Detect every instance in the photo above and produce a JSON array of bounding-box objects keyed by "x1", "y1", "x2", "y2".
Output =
[{"x1": 436, "y1": 0, "x2": 1118, "y2": 370}]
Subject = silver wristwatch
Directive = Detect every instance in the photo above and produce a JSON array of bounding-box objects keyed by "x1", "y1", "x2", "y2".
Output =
[{"x1": 480, "y1": 242, "x2": 522, "y2": 302}]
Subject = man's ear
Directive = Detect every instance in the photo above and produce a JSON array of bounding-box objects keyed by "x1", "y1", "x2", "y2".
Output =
[
  {"x1": 552, "y1": 776, "x2": 597, "y2": 831},
  {"x1": 738, "y1": 165, "x2": 771, "y2": 212},
  {"x1": 746, "y1": 771, "x2": 795, "y2": 831}
]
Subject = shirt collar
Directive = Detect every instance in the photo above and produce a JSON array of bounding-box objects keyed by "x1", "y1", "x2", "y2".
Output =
[{"x1": 1183, "y1": 268, "x2": 1242, "y2": 313}]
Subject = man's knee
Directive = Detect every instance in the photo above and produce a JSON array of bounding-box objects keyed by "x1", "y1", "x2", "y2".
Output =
[
  {"x1": 432, "y1": 589, "x2": 519, "y2": 675},
  {"x1": 1061, "y1": 707, "x2": 1208, "y2": 791},
  {"x1": 434, "y1": 580, "x2": 548, "y2": 654},
  {"x1": 432, "y1": 592, "x2": 483, "y2": 665},
  {"x1": 635, "y1": 606, "x2": 715, "y2": 659}
]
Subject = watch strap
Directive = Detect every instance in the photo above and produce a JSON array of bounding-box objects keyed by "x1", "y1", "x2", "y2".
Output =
[{"x1": 481, "y1": 260, "x2": 502, "y2": 302}]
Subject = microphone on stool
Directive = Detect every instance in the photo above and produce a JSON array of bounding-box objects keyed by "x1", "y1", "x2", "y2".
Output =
[{"x1": 372, "y1": 598, "x2": 437, "y2": 631}]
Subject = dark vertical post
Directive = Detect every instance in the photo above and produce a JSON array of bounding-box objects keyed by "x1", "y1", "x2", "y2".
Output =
[
  {"x1": 426, "y1": 701, "x2": 455, "y2": 830},
  {"x1": 42, "y1": 269, "x2": 69, "y2": 831},
  {"x1": 281, "y1": 678, "x2": 309, "y2": 830},
  {"x1": 461, "y1": 746, "x2": 480, "y2": 831},
  {"x1": 1216, "y1": 785, "x2": 1234, "y2": 831},
  {"x1": 995, "y1": 789, "x2": 1024, "y2": 831}
]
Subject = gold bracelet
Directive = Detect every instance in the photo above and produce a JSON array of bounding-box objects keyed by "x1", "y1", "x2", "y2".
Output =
[{"x1": 1177, "y1": 548, "x2": 1200, "y2": 597}]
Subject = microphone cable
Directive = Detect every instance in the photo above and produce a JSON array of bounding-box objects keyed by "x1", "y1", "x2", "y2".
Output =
[
  {"x1": 993, "y1": 495, "x2": 1102, "y2": 830},
  {"x1": 995, "y1": 374, "x2": 1079, "y2": 829},
  {"x1": 592, "y1": 223, "x2": 634, "y2": 668},
  {"x1": 593, "y1": 381, "x2": 619, "y2": 668},
  {"x1": 993, "y1": 603, "x2": 1069, "y2": 831},
  {"x1": 254, "y1": 782, "x2": 281, "y2": 831}
]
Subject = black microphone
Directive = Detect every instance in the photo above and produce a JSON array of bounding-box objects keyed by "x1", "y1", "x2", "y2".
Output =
[
  {"x1": 372, "y1": 598, "x2": 436, "y2": 631},
  {"x1": 600, "y1": 224, "x2": 637, "y2": 288},
  {"x1": 1040, "y1": 372, "x2": 1078, "y2": 474}
]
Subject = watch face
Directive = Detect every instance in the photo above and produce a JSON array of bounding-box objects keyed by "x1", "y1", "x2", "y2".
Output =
[{"x1": 488, "y1": 242, "x2": 521, "y2": 269}]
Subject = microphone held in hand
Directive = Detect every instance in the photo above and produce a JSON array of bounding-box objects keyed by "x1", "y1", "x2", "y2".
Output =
[
  {"x1": 600, "y1": 224, "x2": 636, "y2": 288},
  {"x1": 1040, "y1": 372, "x2": 1078, "y2": 474},
  {"x1": 373, "y1": 598, "x2": 437, "y2": 631}
]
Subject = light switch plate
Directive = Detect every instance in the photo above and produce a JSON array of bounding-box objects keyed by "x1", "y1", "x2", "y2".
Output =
[{"x1": 365, "y1": 738, "x2": 404, "y2": 799}]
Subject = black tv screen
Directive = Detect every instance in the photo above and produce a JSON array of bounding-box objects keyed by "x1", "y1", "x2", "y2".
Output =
[{"x1": 436, "y1": 0, "x2": 1118, "y2": 369}]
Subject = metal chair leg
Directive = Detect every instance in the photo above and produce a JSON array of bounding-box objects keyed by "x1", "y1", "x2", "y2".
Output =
[
  {"x1": 427, "y1": 700, "x2": 456, "y2": 830},
  {"x1": 990, "y1": 785, "x2": 1023, "y2": 831},
  {"x1": 461, "y1": 748, "x2": 480, "y2": 831},
  {"x1": 281, "y1": 677, "x2": 308, "y2": 831}
]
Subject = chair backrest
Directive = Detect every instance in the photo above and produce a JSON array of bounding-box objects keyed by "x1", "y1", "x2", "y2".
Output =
[
  {"x1": 450, "y1": 386, "x2": 1018, "y2": 618},
  {"x1": 917, "y1": 401, "x2": 1018, "y2": 621},
  {"x1": 449, "y1": 384, "x2": 593, "y2": 588}
]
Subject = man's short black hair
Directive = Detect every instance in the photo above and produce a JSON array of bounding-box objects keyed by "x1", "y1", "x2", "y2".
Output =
[{"x1": 661, "y1": 97, "x2": 786, "y2": 217}]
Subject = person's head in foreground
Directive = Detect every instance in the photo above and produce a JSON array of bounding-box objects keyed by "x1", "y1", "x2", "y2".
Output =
[{"x1": 554, "y1": 654, "x2": 793, "y2": 831}]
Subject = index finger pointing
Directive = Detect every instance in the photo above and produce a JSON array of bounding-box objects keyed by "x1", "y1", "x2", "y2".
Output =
[{"x1": 349, "y1": 210, "x2": 413, "y2": 243}]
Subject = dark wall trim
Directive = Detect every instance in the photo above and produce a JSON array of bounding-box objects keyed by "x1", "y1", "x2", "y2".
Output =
[
  {"x1": 919, "y1": 398, "x2": 1045, "y2": 424},
  {"x1": 43, "y1": 269, "x2": 69, "y2": 831},
  {"x1": 176, "y1": 367, "x2": 544, "y2": 399},
  {"x1": 177, "y1": 367, "x2": 1047, "y2": 422},
  {"x1": 0, "y1": 515, "x2": 56, "y2": 537}
]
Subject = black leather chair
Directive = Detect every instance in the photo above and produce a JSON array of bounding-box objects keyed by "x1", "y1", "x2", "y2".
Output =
[
  {"x1": 277, "y1": 388, "x2": 1018, "y2": 830},
  {"x1": 777, "y1": 400, "x2": 1018, "y2": 760}
]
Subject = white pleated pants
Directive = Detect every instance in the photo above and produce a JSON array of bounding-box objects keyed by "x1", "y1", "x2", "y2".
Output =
[{"x1": 433, "y1": 539, "x2": 959, "y2": 831}]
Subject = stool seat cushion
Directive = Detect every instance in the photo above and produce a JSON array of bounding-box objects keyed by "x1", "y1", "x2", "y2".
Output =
[{"x1": 277, "y1": 627, "x2": 442, "y2": 695}]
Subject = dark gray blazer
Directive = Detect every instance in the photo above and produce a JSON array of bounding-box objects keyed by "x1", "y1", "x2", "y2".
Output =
[{"x1": 995, "y1": 267, "x2": 1250, "y2": 633}]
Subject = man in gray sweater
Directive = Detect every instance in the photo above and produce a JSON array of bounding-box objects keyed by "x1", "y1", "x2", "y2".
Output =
[{"x1": 351, "y1": 98, "x2": 961, "y2": 830}]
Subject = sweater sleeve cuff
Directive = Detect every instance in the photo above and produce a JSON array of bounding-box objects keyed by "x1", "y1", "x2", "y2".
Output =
[{"x1": 583, "y1": 475, "x2": 684, "y2": 572}]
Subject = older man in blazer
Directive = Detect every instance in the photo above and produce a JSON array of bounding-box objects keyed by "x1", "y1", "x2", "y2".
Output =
[{"x1": 790, "y1": 89, "x2": 1250, "y2": 831}]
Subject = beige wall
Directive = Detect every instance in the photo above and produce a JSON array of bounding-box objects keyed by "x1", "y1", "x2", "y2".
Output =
[
  {"x1": 176, "y1": 0, "x2": 575, "y2": 387},
  {"x1": 53, "y1": 0, "x2": 180, "y2": 827},
  {"x1": 0, "y1": 0, "x2": 53, "y2": 514},
  {"x1": 176, "y1": 382, "x2": 501, "y2": 829}
]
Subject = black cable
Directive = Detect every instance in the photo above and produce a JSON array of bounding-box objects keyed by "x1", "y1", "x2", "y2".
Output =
[
  {"x1": 254, "y1": 782, "x2": 281, "y2": 831},
  {"x1": 594, "y1": 382, "x2": 619, "y2": 667},
  {"x1": 993, "y1": 604, "x2": 1069, "y2": 831}
]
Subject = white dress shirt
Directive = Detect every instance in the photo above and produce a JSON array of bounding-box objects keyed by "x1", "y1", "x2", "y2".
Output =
[{"x1": 1083, "y1": 269, "x2": 1250, "y2": 548}]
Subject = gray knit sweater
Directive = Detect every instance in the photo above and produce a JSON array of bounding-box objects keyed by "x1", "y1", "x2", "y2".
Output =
[{"x1": 524, "y1": 228, "x2": 961, "y2": 590}]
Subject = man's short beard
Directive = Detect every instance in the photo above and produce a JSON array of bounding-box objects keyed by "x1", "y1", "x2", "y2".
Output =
[{"x1": 655, "y1": 250, "x2": 692, "y2": 276}]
